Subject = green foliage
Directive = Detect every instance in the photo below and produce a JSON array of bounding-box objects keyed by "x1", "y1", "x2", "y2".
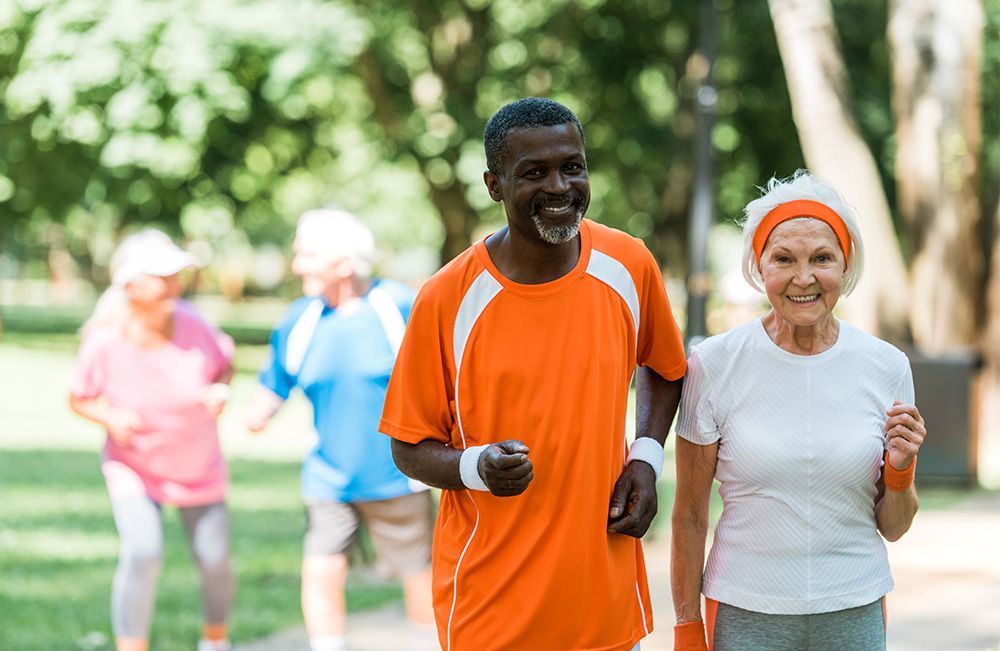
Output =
[
  {"x1": 0, "y1": 0, "x2": 441, "y2": 290},
  {"x1": 0, "y1": 0, "x2": 997, "y2": 286}
]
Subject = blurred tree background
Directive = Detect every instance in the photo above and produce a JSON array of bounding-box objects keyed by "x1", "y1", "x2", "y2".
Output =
[
  {"x1": 0, "y1": 0, "x2": 1000, "y2": 298},
  {"x1": 8, "y1": 0, "x2": 993, "y2": 297},
  {"x1": 1, "y1": 0, "x2": 998, "y2": 447}
]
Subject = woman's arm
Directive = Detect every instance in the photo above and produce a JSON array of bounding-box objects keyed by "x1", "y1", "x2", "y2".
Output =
[
  {"x1": 68, "y1": 395, "x2": 141, "y2": 445},
  {"x1": 671, "y1": 437, "x2": 719, "y2": 624},
  {"x1": 875, "y1": 402, "x2": 926, "y2": 541},
  {"x1": 875, "y1": 479, "x2": 918, "y2": 542}
]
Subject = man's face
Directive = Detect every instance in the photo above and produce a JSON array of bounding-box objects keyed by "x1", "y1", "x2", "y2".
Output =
[
  {"x1": 291, "y1": 238, "x2": 350, "y2": 297},
  {"x1": 484, "y1": 123, "x2": 590, "y2": 245}
]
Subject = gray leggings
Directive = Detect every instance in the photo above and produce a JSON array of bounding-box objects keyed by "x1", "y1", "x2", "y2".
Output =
[
  {"x1": 110, "y1": 497, "x2": 234, "y2": 637},
  {"x1": 713, "y1": 599, "x2": 885, "y2": 651}
]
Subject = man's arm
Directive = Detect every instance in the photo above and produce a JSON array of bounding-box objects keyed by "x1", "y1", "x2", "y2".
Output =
[
  {"x1": 636, "y1": 364, "x2": 683, "y2": 447},
  {"x1": 607, "y1": 367, "x2": 683, "y2": 537},
  {"x1": 392, "y1": 438, "x2": 534, "y2": 496},
  {"x1": 245, "y1": 388, "x2": 286, "y2": 433}
]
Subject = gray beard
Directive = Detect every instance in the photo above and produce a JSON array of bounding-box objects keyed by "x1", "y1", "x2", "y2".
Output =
[{"x1": 530, "y1": 208, "x2": 583, "y2": 245}]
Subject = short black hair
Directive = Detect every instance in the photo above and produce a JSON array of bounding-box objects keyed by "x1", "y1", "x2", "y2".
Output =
[{"x1": 483, "y1": 97, "x2": 585, "y2": 174}]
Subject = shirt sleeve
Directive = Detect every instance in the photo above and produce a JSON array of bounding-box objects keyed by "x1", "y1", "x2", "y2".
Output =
[
  {"x1": 174, "y1": 301, "x2": 234, "y2": 382},
  {"x1": 676, "y1": 348, "x2": 721, "y2": 445},
  {"x1": 635, "y1": 246, "x2": 687, "y2": 380},
  {"x1": 894, "y1": 356, "x2": 916, "y2": 405},
  {"x1": 379, "y1": 287, "x2": 455, "y2": 445},
  {"x1": 70, "y1": 333, "x2": 107, "y2": 399},
  {"x1": 200, "y1": 318, "x2": 235, "y2": 382}
]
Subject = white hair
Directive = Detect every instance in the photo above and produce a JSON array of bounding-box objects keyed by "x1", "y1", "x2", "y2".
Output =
[
  {"x1": 740, "y1": 170, "x2": 865, "y2": 295},
  {"x1": 296, "y1": 208, "x2": 376, "y2": 278}
]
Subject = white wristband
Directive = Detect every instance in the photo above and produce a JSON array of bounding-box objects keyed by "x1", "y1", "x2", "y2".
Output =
[
  {"x1": 627, "y1": 437, "x2": 664, "y2": 481},
  {"x1": 459, "y1": 444, "x2": 490, "y2": 491}
]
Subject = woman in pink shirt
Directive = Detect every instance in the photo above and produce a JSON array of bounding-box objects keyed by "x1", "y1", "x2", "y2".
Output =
[{"x1": 69, "y1": 230, "x2": 235, "y2": 651}]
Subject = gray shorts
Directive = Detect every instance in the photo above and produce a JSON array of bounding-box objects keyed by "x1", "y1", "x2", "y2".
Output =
[
  {"x1": 304, "y1": 491, "x2": 433, "y2": 578},
  {"x1": 712, "y1": 598, "x2": 885, "y2": 651}
]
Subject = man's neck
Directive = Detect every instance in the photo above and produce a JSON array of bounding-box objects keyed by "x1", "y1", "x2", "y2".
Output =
[
  {"x1": 484, "y1": 224, "x2": 582, "y2": 285},
  {"x1": 322, "y1": 276, "x2": 371, "y2": 308}
]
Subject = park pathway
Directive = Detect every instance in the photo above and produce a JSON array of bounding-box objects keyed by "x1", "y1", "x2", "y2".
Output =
[{"x1": 242, "y1": 491, "x2": 1000, "y2": 651}]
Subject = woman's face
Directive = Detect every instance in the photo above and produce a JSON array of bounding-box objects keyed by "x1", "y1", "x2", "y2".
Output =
[
  {"x1": 125, "y1": 273, "x2": 182, "y2": 314},
  {"x1": 759, "y1": 218, "x2": 845, "y2": 328}
]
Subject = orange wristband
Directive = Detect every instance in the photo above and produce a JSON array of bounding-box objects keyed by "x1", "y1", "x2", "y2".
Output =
[
  {"x1": 674, "y1": 621, "x2": 709, "y2": 650},
  {"x1": 883, "y1": 452, "x2": 916, "y2": 492}
]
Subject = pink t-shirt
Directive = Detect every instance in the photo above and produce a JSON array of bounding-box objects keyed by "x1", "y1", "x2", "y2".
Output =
[{"x1": 71, "y1": 301, "x2": 234, "y2": 506}]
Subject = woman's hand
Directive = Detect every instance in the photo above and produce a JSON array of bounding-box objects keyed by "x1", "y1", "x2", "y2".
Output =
[
  {"x1": 202, "y1": 383, "x2": 231, "y2": 419},
  {"x1": 105, "y1": 408, "x2": 143, "y2": 445},
  {"x1": 884, "y1": 401, "x2": 926, "y2": 470}
]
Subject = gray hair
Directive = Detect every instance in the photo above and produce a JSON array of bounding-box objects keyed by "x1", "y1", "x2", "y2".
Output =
[
  {"x1": 739, "y1": 171, "x2": 865, "y2": 295},
  {"x1": 483, "y1": 97, "x2": 585, "y2": 175},
  {"x1": 296, "y1": 207, "x2": 376, "y2": 279}
]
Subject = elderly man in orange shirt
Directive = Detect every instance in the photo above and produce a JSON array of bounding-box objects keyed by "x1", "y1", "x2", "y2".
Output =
[{"x1": 379, "y1": 97, "x2": 687, "y2": 651}]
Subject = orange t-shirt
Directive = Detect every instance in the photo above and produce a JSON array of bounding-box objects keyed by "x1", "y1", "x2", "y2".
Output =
[{"x1": 379, "y1": 219, "x2": 686, "y2": 651}]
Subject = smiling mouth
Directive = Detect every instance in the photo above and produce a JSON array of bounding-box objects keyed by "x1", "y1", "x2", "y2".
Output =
[
  {"x1": 787, "y1": 294, "x2": 819, "y2": 303},
  {"x1": 537, "y1": 201, "x2": 573, "y2": 214},
  {"x1": 533, "y1": 191, "x2": 584, "y2": 218}
]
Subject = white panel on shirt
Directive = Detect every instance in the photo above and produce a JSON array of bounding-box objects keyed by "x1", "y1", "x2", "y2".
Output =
[
  {"x1": 677, "y1": 317, "x2": 914, "y2": 615},
  {"x1": 586, "y1": 249, "x2": 640, "y2": 341},
  {"x1": 452, "y1": 270, "x2": 503, "y2": 448}
]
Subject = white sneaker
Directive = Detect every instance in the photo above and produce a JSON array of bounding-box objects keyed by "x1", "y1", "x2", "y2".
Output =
[{"x1": 197, "y1": 640, "x2": 232, "y2": 651}]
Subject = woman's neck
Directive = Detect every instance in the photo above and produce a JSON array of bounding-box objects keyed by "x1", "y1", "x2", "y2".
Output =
[
  {"x1": 762, "y1": 311, "x2": 839, "y2": 355},
  {"x1": 124, "y1": 308, "x2": 174, "y2": 347}
]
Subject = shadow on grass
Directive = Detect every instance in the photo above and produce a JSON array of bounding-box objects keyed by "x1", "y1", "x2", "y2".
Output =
[{"x1": 0, "y1": 450, "x2": 402, "y2": 651}]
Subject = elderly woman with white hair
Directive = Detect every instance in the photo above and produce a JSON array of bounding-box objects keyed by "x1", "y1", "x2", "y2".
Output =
[
  {"x1": 670, "y1": 172, "x2": 927, "y2": 651},
  {"x1": 69, "y1": 230, "x2": 235, "y2": 651}
]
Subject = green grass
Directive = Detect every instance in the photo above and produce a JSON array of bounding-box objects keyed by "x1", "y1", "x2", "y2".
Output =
[
  {"x1": 0, "y1": 451, "x2": 403, "y2": 651},
  {"x1": 0, "y1": 332, "x2": 402, "y2": 651}
]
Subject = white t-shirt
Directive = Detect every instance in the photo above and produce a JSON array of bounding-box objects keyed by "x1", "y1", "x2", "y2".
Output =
[{"x1": 677, "y1": 317, "x2": 915, "y2": 615}]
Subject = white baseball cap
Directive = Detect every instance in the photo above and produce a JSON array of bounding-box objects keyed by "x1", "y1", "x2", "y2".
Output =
[{"x1": 110, "y1": 229, "x2": 198, "y2": 287}]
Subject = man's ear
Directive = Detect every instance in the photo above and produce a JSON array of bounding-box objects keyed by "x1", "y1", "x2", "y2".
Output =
[
  {"x1": 331, "y1": 257, "x2": 355, "y2": 278},
  {"x1": 483, "y1": 170, "x2": 503, "y2": 203}
]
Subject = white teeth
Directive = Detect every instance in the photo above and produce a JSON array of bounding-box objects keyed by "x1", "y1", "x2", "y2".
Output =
[
  {"x1": 788, "y1": 294, "x2": 819, "y2": 303},
  {"x1": 540, "y1": 204, "x2": 571, "y2": 212}
]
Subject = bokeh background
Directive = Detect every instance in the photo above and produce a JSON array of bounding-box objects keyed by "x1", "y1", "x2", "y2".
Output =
[{"x1": 1, "y1": 0, "x2": 998, "y2": 649}]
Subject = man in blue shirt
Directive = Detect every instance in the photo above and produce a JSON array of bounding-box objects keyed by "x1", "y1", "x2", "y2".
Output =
[{"x1": 247, "y1": 208, "x2": 434, "y2": 651}]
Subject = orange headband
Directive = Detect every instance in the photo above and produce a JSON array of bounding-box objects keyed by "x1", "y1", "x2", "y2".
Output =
[{"x1": 752, "y1": 199, "x2": 851, "y2": 266}]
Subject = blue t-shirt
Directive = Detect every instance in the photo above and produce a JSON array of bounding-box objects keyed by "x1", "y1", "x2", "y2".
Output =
[{"x1": 259, "y1": 280, "x2": 419, "y2": 502}]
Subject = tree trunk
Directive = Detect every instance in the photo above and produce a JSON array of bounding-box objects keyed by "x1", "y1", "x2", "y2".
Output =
[
  {"x1": 890, "y1": 0, "x2": 985, "y2": 354},
  {"x1": 768, "y1": 0, "x2": 910, "y2": 342},
  {"x1": 429, "y1": 180, "x2": 475, "y2": 263},
  {"x1": 977, "y1": 197, "x2": 1000, "y2": 486}
]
